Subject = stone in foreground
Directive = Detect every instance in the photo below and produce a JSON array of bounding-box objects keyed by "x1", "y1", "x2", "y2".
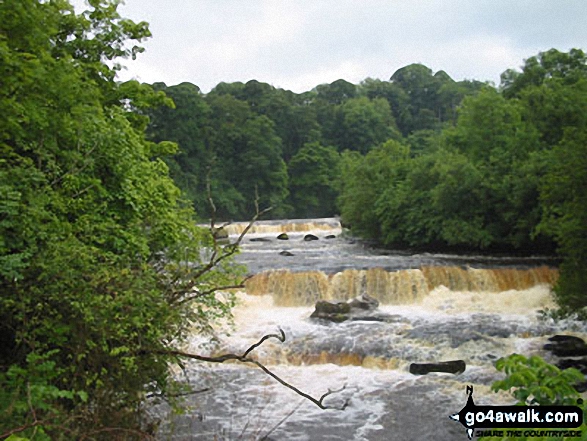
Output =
[{"x1": 409, "y1": 360, "x2": 466, "y2": 375}]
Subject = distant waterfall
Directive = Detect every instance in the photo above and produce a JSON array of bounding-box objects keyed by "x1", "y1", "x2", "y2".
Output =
[{"x1": 244, "y1": 266, "x2": 559, "y2": 306}]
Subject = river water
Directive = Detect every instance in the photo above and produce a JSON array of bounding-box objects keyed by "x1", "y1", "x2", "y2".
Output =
[{"x1": 156, "y1": 218, "x2": 586, "y2": 441}]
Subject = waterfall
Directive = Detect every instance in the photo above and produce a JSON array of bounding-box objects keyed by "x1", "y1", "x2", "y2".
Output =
[{"x1": 245, "y1": 266, "x2": 559, "y2": 306}]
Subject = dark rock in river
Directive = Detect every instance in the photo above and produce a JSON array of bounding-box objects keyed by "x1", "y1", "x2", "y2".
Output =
[
  {"x1": 277, "y1": 233, "x2": 289, "y2": 240},
  {"x1": 303, "y1": 234, "x2": 319, "y2": 241},
  {"x1": 544, "y1": 335, "x2": 587, "y2": 357},
  {"x1": 211, "y1": 227, "x2": 228, "y2": 239},
  {"x1": 325, "y1": 235, "x2": 336, "y2": 239},
  {"x1": 250, "y1": 237, "x2": 271, "y2": 242},
  {"x1": 545, "y1": 335, "x2": 587, "y2": 392},
  {"x1": 348, "y1": 294, "x2": 379, "y2": 310},
  {"x1": 314, "y1": 300, "x2": 351, "y2": 314},
  {"x1": 409, "y1": 360, "x2": 466, "y2": 375},
  {"x1": 310, "y1": 295, "x2": 391, "y2": 323},
  {"x1": 557, "y1": 358, "x2": 587, "y2": 375},
  {"x1": 310, "y1": 301, "x2": 351, "y2": 323},
  {"x1": 279, "y1": 250, "x2": 294, "y2": 257}
]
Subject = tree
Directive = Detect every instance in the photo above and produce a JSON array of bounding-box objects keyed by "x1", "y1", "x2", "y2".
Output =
[
  {"x1": 359, "y1": 77, "x2": 412, "y2": 136},
  {"x1": 338, "y1": 97, "x2": 400, "y2": 153},
  {"x1": 442, "y1": 88, "x2": 544, "y2": 248},
  {"x1": 338, "y1": 140, "x2": 410, "y2": 239},
  {"x1": 315, "y1": 79, "x2": 357, "y2": 105},
  {"x1": 147, "y1": 81, "x2": 212, "y2": 213},
  {"x1": 389, "y1": 63, "x2": 442, "y2": 134},
  {"x1": 501, "y1": 48, "x2": 587, "y2": 99},
  {"x1": 0, "y1": 0, "x2": 245, "y2": 437},
  {"x1": 538, "y1": 126, "x2": 587, "y2": 310},
  {"x1": 288, "y1": 142, "x2": 340, "y2": 218},
  {"x1": 203, "y1": 93, "x2": 289, "y2": 219}
]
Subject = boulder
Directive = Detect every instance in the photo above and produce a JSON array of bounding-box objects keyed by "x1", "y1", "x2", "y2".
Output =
[
  {"x1": 325, "y1": 235, "x2": 336, "y2": 239},
  {"x1": 543, "y1": 335, "x2": 587, "y2": 357},
  {"x1": 309, "y1": 295, "x2": 393, "y2": 323},
  {"x1": 545, "y1": 335, "x2": 587, "y2": 392},
  {"x1": 303, "y1": 234, "x2": 319, "y2": 241},
  {"x1": 409, "y1": 360, "x2": 466, "y2": 375},
  {"x1": 277, "y1": 233, "x2": 289, "y2": 240},
  {"x1": 211, "y1": 227, "x2": 228, "y2": 239},
  {"x1": 557, "y1": 358, "x2": 587, "y2": 375},
  {"x1": 313, "y1": 301, "x2": 351, "y2": 315},
  {"x1": 347, "y1": 294, "x2": 379, "y2": 311},
  {"x1": 310, "y1": 301, "x2": 351, "y2": 323},
  {"x1": 279, "y1": 250, "x2": 294, "y2": 257}
]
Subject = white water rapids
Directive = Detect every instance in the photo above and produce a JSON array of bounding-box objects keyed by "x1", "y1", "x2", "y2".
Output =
[{"x1": 155, "y1": 219, "x2": 587, "y2": 440}]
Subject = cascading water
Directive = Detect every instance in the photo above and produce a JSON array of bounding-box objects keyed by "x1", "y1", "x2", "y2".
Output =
[{"x1": 157, "y1": 219, "x2": 586, "y2": 441}]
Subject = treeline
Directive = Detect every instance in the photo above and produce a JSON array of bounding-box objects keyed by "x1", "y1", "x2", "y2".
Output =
[
  {"x1": 338, "y1": 49, "x2": 587, "y2": 310},
  {"x1": 150, "y1": 49, "x2": 587, "y2": 310},
  {"x1": 146, "y1": 66, "x2": 486, "y2": 219}
]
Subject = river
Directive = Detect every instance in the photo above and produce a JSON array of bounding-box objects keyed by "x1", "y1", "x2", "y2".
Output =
[{"x1": 156, "y1": 218, "x2": 586, "y2": 440}]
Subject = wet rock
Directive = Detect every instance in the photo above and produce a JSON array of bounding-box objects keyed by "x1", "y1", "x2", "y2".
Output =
[
  {"x1": 348, "y1": 294, "x2": 379, "y2": 311},
  {"x1": 250, "y1": 237, "x2": 271, "y2": 242},
  {"x1": 279, "y1": 250, "x2": 294, "y2": 257},
  {"x1": 310, "y1": 301, "x2": 351, "y2": 323},
  {"x1": 325, "y1": 235, "x2": 336, "y2": 239},
  {"x1": 557, "y1": 358, "x2": 587, "y2": 375},
  {"x1": 277, "y1": 233, "x2": 289, "y2": 240},
  {"x1": 545, "y1": 336, "x2": 587, "y2": 392},
  {"x1": 544, "y1": 335, "x2": 587, "y2": 357},
  {"x1": 310, "y1": 295, "x2": 392, "y2": 323},
  {"x1": 409, "y1": 360, "x2": 466, "y2": 375},
  {"x1": 313, "y1": 301, "x2": 351, "y2": 315},
  {"x1": 211, "y1": 227, "x2": 228, "y2": 239},
  {"x1": 303, "y1": 234, "x2": 319, "y2": 241}
]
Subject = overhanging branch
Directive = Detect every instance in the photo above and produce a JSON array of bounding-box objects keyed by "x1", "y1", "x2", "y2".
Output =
[{"x1": 151, "y1": 329, "x2": 349, "y2": 411}]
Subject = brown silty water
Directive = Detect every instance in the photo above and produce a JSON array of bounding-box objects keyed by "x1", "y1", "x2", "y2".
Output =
[{"x1": 156, "y1": 219, "x2": 584, "y2": 441}]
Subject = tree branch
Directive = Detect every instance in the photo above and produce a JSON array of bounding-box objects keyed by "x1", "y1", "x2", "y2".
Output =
[
  {"x1": 150, "y1": 329, "x2": 349, "y2": 411},
  {"x1": 167, "y1": 180, "x2": 272, "y2": 305},
  {"x1": 176, "y1": 278, "x2": 251, "y2": 306}
]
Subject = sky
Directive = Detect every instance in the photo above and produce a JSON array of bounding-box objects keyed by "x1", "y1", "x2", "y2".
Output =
[{"x1": 76, "y1": 0, "x2": 587, "y2": 93}]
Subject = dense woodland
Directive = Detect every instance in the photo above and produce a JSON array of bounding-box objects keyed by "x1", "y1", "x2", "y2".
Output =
[
  {"x1": 1, "y1": 0, "x2": 586, "y2": 439},
  {"x1": 146, "y1": 66, "x2": 486, "y2": 220},
  {"x1": 146, "y1": 48, "x2": 587, "y2": 312}
]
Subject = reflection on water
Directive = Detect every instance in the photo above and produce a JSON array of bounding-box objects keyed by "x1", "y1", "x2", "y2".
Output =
[{"x1": 156, "y1": 219, "x2": 585, "y2": 441}]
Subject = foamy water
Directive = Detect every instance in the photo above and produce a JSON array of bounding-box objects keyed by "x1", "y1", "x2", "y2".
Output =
[{"x1": 156, "y1": 219, "x2": 585, "y2": 440}]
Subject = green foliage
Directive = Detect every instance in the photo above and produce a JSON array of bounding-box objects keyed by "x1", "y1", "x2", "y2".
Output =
[
  {"x1": 288, "y1": 142, "x2": 340, "y2": 218},
  {"x1": 337, "y1": 97, "x2": 400, "y2": 153},
  {"x1": 338, "y1": 48, "x2": 587, "y2": 309},
  {"x1": 492, "y1": 354, "x2": 583, "y2": 406},
  {"x1": 480, "y1": 354, "x2": 586, "y2": 441},
  {"x1": 538, "y1": 125, "x2": 587, "y2": 310},
  {"x1": 0, "y1": 0, "x2": 242, "y2": 438},
  {"x1": 146, "y1": 66, "x2": 484, "y2": 221},
  {"x1": 501, "y1": 48, "x2": 587, "y2": 99},
  {"x1": 338, "y1": 140, "x2": 410, "y2": 239}
]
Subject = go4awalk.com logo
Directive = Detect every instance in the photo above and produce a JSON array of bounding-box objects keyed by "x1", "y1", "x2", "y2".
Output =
[{"x1": 449, "y1": 386, "x2": 583, "y2": 439}]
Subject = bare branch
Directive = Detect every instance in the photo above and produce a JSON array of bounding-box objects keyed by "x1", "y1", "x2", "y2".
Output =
[
  {"x1": 169, "y1": 182, "x2": 272, "y2": 305},
  {"x1": 176, "y1": 279, "x2": 251, "y2": 306},
  {"x1": 243, "y1": 328, "x2": 285, "y2": 358},
  {"x1": 150, "y1": 330, "x2": 349, "y2": 411},
  {"x1": 206, "y1": 166, "x2": 217, "y2": 230}
]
